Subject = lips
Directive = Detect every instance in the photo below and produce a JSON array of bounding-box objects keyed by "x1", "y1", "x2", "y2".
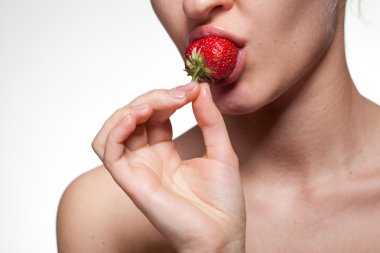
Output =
[
  {"x1": 188, "y1": 25, "x2": 246, "y2": 48},
  {"x1": 187, "y1": 25, "x2": 247, "y2": 85}
]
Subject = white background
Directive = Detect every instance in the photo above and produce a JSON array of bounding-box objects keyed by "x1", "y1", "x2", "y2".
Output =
[{"x1": 0, "y1": 1, "x2": 379, "y2": 252}]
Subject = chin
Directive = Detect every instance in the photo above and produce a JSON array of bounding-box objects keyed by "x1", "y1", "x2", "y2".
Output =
[
  {"x1": 209, "y1": 80, "x2": 265, "y2": 115},
  {"x1": 210, "y1": 76, "x2": 294, "y2": 116}
]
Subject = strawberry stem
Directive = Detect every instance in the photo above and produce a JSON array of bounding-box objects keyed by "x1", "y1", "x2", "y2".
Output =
[
  {"x1": 185, "y1": 47, "x2": 215, "y2": 84},
  {"x1": 192, "y1": 67, "x2": 200, "y2": 82}
]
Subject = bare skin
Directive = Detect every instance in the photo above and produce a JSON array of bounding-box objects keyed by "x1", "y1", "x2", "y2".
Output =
[{"x1": 57, "y1": 0, "x2": 380, "y2": 252}]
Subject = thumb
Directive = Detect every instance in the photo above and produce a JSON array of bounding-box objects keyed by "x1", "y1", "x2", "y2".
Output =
[{"x1": 192, "y1": 83, "x2": 237, "y2": 166}]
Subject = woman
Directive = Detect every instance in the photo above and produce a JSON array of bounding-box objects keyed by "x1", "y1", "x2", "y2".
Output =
[{"x1": 57, "y1": 0, "x2": 380, "y2": 252}]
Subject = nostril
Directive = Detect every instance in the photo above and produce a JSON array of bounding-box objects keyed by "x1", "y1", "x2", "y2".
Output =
[
  {"x1": 183, "y1": 1, "x2": 232, "y2": 20},
  {"x1": 209, "y1": 5, "x2": 225, "y2": 16}
]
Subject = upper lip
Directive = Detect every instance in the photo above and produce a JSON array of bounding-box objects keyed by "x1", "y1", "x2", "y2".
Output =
[{"x1": 188, "y1": 25, "x2": 246, "y2": 48}]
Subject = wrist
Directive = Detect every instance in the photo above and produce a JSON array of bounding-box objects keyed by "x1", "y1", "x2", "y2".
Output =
[{"x1": 180, "y1": 238, "x2": 245, "y2": 253}]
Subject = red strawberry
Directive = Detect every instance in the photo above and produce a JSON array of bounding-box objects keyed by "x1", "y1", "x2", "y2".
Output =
[{"x1": 185, "y1": 36, "x2": 238, "y2": 84}]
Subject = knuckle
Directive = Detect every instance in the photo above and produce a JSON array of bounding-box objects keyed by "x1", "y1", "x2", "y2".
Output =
[
  {"x1": 146, "y1": 88, "x2": 166, "y2": 96},
  {"x1": 103, "y1": 156, "x2": 112, "y2": 170},
  {"x1": 91, "y1": 135, "x2": 101, "y2": 155},
  {"x1": 91, "y1": 140, "x2": 105, "y2": 161},
  {"x1": 114, "y1": 107, "x2": 127, "y2": 117},
  {"x1": 231, "y1": 152, "x2": 239, "y2": 167},
  {"x1": 130, "y1": 89, "x2": 166, "y2": 104},
  {"x1": 102, "y1": 143, "x2": 114, "y2": 169},
  {"x1": 113, "y1": 107, "x2": 133, "y2": 123},
  {"x1": 202, "y1": 120, "x2": 220, "y2": 132},
  {"x1": 91, "y1": 138, "x2": 98, "y2": 152}
]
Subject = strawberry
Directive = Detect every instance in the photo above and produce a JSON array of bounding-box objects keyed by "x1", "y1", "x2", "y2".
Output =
[{"x1": 185, "y1": 36, "x2": 238, "y2": 84}]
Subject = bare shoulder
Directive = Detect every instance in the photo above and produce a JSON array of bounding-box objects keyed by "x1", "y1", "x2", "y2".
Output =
[
  {"x1": 346, "y1": 98, "x2": 380, "y2": 203},
  {"x1": 57, "y1": 126, "x2": 204, "y2": 253},
  {"x1": 57, "y1": 166, "x2": 175, "y2": 253}
]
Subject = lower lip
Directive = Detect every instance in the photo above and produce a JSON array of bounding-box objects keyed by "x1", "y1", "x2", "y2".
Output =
[{"x1": 215, "y1": 47, "x2": 247, "y2": 86}]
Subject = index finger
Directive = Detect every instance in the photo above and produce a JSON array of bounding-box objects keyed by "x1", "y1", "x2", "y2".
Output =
[{"x1": 92, "y1": 83, "x2": 200, "y2": 160}]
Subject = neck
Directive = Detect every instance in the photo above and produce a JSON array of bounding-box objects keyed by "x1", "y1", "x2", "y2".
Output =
[{"x1": 225, "y1": 16, "x2": 372, "y2": 186}]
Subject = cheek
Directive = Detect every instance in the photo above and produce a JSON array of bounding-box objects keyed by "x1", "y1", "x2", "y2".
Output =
[
  {"x1": 150, "y1": 0, "x2": 188, "y2": 53},
  {"x1": 248, "y1": 0, "x2": 338, "y2": 62},
  {"x1": 212, "y1": 1, "x2": 339, "y2": 114},
  {"x1": 257, "y1": 3, "x2": 338, "y2": 81}
]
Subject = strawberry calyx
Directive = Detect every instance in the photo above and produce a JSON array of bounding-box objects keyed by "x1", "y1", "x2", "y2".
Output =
[{"x1": 185, "y1": 47, "x2": 215, "y2": 84}]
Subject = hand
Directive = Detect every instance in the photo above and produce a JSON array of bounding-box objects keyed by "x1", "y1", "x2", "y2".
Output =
[{"x1": 92, "y1": 83, "x2": 246, "y2": 253}]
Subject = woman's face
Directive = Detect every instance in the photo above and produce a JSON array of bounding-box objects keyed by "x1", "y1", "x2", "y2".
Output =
[{"x1": 151, "y1": 0, "x2": 343, "y2": 114}]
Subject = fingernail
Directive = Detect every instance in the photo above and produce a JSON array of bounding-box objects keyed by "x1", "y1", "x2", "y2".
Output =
[
  {"x1": 168, "y1": 83, "x2": 196, "y2": 99},
  {"x1": 168, "y1": 89, "x2": 186, "y2": 99},
  {"x1": 200, "y1": 83, "x2": 211, "y2": 97},
  {"x1": 178, "y1": 82, "x2": 196, "y2": 91}
]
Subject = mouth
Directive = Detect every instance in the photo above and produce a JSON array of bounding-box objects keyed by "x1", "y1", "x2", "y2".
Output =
[
  {"x1": 188, "y1": 25, "x2": 246, "y2": 48},
  {"x1": 187, "y1": 25, "x2": 247, "y2": 86}
]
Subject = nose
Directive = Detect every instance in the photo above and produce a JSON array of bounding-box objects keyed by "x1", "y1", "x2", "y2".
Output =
[{"x1": 183, "y1": 0, "x2": 234, "y2": 19}]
